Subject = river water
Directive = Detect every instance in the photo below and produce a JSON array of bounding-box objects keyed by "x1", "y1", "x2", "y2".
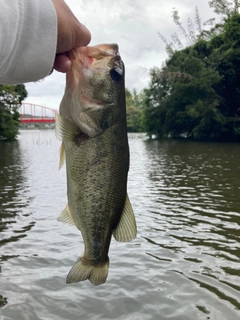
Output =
[{"x1": 0, "y1": 130, "x2": 240, "y2": 320}]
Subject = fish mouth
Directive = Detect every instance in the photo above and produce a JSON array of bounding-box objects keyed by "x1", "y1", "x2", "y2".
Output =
[
  {"x1": 93, "y1": 44, "x2": 119, "y2": 56},
  {"x1": 62, "y1": 44, "x2": 124, "y2": 138},
  {"x1": 66, "y1": 43, "x2": 124, "y2": 99},
  {"x1": 68, "y1": 44, "x2": 120, "y2": 67}
]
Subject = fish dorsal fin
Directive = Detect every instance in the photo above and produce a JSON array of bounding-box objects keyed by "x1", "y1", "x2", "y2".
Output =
[
  {"x1": 55, "y1": 113, "x2": 80, "y2": 142},
  {"x1": 59, "y1": 142, "x2": 65, "y2": 170},
  {"x1": 113, "y1": 194, "x2": 137, "y2": 242},
  {"x1": 58, "y1": 204, "x2": 75, "y2": 225}
]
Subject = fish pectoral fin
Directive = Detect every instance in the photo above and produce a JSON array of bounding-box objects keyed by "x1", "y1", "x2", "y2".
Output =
[
  {"x1": 113, "y1": 194, "x2": 137, "y2": 242},
  {"x1": 58, "y1": 204, "x2": 75, "y2": 225},
  {"x1": 59, "y1": 142, "x2": 65, "y2": 170},
  {"x1": 55, "y1": 112, "x2": 81, "y2": 141}
]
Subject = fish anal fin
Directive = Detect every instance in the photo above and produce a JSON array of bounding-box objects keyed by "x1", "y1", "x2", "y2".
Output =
[
  {"x1": 66, "y1": 256, "x2": 109, "y2": 286},
  {"x1": 113, "y1": 194, "x2": 137, "y2": 242},
  {"x1": 58, "y1": 204, "x2": 75, "y2": 225}
]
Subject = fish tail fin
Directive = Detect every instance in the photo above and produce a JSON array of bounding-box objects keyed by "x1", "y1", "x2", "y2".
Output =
[{"x1": 66, "y1": 257, "x2": 109, "y2": 286}]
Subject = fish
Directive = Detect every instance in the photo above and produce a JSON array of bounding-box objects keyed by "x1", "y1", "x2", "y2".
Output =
[{"x1": 55, "y1": 43, "x2": 137, "y2": 286}]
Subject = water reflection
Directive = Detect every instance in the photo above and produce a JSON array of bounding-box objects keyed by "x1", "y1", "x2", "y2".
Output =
[
  {"x1": 0, "y1": 140, "x2": 35, "y2": 309},
  {"x1": 0, "y1": 132, "x2": 240, "y2": 320},
  {"x1": 142, "y1": 139, "x2": 240, "y2": 314},
  {"x1": 0, "y1": 295, "x2": 7, "y2": 308},
  {"x1": 0, "y1": 141, "x2": 33, "y2": 227}
]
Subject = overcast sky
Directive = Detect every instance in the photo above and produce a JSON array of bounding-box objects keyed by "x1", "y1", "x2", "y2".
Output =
[{"x1": 24, "y1": 0, "x2": 217, "y2": 110}]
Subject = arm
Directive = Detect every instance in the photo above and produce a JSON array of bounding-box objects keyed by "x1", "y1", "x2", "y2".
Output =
[
  {"x1": 0, "y1": 0, "x2": 57, "y2": 84},
  {"x1": 0, "y1": 0, "x2": 91, "y2": 84}
]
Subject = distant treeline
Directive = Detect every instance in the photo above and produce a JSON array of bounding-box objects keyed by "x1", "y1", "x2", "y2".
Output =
[{"x1": 127, "y1": 1, "x2": 240, "y2": 141}]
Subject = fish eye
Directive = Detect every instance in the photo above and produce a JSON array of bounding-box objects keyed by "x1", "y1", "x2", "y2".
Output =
[{"x1": 110, "y1": 68, "x2": 122, "y2": 82}]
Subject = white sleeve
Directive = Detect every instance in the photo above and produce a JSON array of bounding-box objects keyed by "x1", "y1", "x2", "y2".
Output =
[{"x1": 0, "y1": 0, "x2": 57, "y2": 84}]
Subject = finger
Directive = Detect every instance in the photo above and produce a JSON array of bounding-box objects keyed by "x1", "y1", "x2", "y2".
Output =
[
  {"x1": 54, "y1": 54, "x2": 72, "y2": 73},
  {"x1": 73, "y1": 23, "x2": 91, "y2": 48}
]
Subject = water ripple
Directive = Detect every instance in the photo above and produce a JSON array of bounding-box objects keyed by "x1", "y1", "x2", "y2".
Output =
[{"x1": 0, "y1": 132, "x2": 240, "y2": 319}]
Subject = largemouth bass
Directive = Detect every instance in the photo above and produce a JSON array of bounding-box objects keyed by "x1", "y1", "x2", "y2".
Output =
[{"x1": 56, "y1": 44, "x2": 137, "y2": 286}]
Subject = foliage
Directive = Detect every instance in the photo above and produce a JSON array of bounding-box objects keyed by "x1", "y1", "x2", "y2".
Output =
[
  {"x1": 0, "y1": 84, "x2": 27, "y2": 141},
  {"x1": 143, "y1": 9, "x2": 240, "y2": 141},
  {"x1": 158, "y1": 6, "x2": 211, "y2": 57},
  {"x1": 126, "y1": 88, "x2": 145, "y2": 132},
  {"x1": 209, "y1": 0, "x2": 240, "y2": 17}
]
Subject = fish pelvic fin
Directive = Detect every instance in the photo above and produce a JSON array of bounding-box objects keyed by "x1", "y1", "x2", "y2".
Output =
[
  {"x1": 55, "y1": 112, "x2": 81, "y2": 142},
  {"x1": 66, "y1": 257, "x2": 109, "y2": 286},
  {"x1": 113, "y1": 194, "x2": 137, "y2": 242},
  {"x1": 59, "y1": 142, "x2": 65, "y2": 170},
  {"x1": 58, "y1": 204, "x2": 75, "y2": 225}
]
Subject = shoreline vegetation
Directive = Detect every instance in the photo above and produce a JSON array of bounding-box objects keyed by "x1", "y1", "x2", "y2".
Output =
[
  {"x1": 129, "y1": 1, "x2": 240, "y2": 142},
  {"x1": 1, "y1": 1, "x2": 240, "y2": 142}
]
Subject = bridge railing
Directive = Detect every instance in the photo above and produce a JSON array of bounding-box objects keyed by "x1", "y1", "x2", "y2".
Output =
[{"x1": 20, "y1": 103, "x2": 57, "y2": 123}]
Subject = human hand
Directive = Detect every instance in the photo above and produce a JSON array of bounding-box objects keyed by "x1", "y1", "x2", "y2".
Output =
[{"x1": 51, "y1": 0, "x2": 91, "y2": 73}]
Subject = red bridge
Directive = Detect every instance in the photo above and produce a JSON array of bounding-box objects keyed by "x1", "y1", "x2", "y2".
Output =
[{"x1": 19, "y1": 103, "x2": 57, "y2": 123}]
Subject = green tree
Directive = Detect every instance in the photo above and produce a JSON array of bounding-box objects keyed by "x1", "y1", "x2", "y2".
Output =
[
  {"x1": 158, "y1": 6, "x2": 206, "y2": 57},
  {"x1": 207, "y1": 13, "x2": 240, "y2": 139},
  {"x1": 126, "y1": 88, "x2": 145, "y2": 132},
  {"x1": 209, "y1": 0, "x2": 240, "y2": 17},
  {"x1": 144, "y1": 5, "x2": 240, "y2": 141},
  {"x1": 144, "y1": 48, "x2": 223, "y2": 140},
  {"x1": 201, "y1": 0, "x2": 240, "y2": 40},
  {"x1": 0, "y1": 84, "x2": 27, "y2": 141}
]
